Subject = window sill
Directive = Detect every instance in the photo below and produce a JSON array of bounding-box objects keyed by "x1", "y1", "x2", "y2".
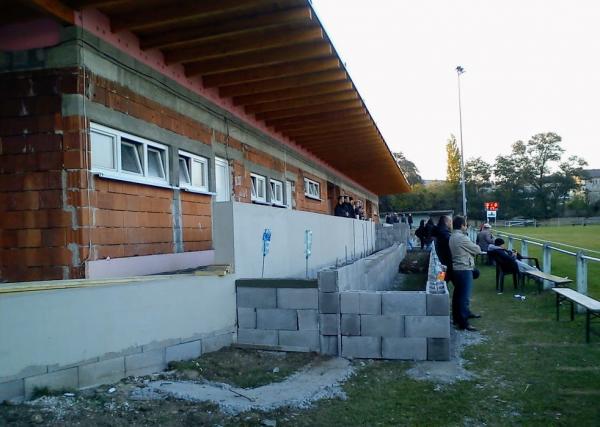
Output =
[
  {"x1": 304, "y1": 194, "x2": 322, "y2": 201},
  {"x1": 271, "y1": 202, "x2": 287, "y2": 208},
  {"x1": 92, "y1": 170, "x2": 173, "y2": 190},
  {"x1": 251, "y1": 199, "x2": 270, "y2": 205},
  {"x1": 179, "y1": 186, "x2": 216, "y2": 196}
]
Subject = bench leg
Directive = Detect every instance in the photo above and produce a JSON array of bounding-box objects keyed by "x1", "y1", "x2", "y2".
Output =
[
  {"x1": 586, "y1": 311, "x2": 590, "y2": 343},
  {"x1": 571, "y1": 300, "x2": 575, "y2": 321},
  {"x1": 556, "y1": 293, "x2": 560, "y2": 321}
]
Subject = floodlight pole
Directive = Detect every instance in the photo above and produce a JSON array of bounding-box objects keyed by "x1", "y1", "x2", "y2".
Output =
[{"x1": 456, "y1": 66, "x2": 467, "y2": 218}]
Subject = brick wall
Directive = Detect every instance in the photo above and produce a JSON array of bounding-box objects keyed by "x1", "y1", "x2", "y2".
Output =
[
  {"x1": 0, "y1": 69, "x2": 87, "y2": 282},
  {"x1": 180, "y1": 192, "x2": 212, "y2": 252}
]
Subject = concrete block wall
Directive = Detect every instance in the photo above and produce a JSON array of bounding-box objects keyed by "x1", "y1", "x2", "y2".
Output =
[
  {"x1": 375, "y1": 223, "x2": 410, "y2": 252},
  {"x1": 236, "y1": 280, "x2": 320, "y2": 352}
]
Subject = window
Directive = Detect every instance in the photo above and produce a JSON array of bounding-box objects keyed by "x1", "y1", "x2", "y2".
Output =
[
  {"x1": 304, "y1": 177, "x2": 320, "y2": 200},
  {"x1": 90, "y1": 123, "x2": 169, "y2": 186},
  {"x1": 179, "y1": 150, "x2": 208, "y2": 192},
  {"x1": 251, "y1": 173, "x2": 267, "y2": 203},
  {"x1": 270, "y1": 179, "x2": 284, "y2": 206}
]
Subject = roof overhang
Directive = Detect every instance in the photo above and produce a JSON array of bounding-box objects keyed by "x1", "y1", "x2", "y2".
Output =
[{"x1": 3, "y1": 0, "x2": 411, "y2": 195}]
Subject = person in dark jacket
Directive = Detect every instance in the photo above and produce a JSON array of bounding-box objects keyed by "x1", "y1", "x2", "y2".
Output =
[
  {"x1": 423, "y1": 218, "x2": 435, "y2": 249},
  {"x1": 334, "y1": 195, "x2": 348, "y2": 217},
  {"x1": 407, "y1": 213, "x2": 413, "y2": 229},
  {"x1": 433, "y1": 215, "x2": 457, "y2": 322},
  {"x1": 415, "y1": 219, "x2": 427, "y2": 249}
]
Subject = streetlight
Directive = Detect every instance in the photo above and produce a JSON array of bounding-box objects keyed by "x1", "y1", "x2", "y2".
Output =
[{"x1": 456, "y1": 65, "x2": 467, "y2": 218}]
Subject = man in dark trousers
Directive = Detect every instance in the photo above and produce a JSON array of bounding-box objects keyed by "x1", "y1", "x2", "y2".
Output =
[{"x1": 407, "y1": 213, "x2": 413, "y2": 229}]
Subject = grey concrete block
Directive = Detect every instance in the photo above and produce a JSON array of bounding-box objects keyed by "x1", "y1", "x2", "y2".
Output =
[
  {"x1": 165, "y1": 340, "x2": 202, "y2": 363},
  {"x1": 125, "y1": 349, "x2": 166, "y2": 377},
  {"x1": 319, "y1": 292, "x2": 339, "y2": 314},
  {"x1": 319, "y1": 314, "x2": 339, "y2": 335},
  {"x1": 340, "y1": 292, "x2": 360, "y2": 314},
  {"x1": 0, "y1": 365, "x2": 47, "y2": 384},
  {"x1": 382, "y1": 337, "x2": 427, "y2": 360},
  {"x1": 359, "y1": 292, "x2": 381, "y2": 314},
  {"x1": 297, "y1": 309, "x2": 318, "y2": 330},
  {"x1": 319, "y1": 335, "x2": 338, "y2": 356},
  {"x1": 318, "y1": 269, "x2": 338, "y2": 292},
  {"x1": 256, "y1": 309, "x2": 298, "y2": 330},
  {"x1": 79, "y1": 357, "x2": 125, "y2": 388},
  {"x1": 361, "y1": 315, "x2": 404, "y2": 337},
  {"x1": 342, "y1": 336, "x2": 381, "y2": 359},
  {"x1": 142, "y1": 338, "x2": 181, "y2": 353},
  {"x1": 382, "y1": 292, "x2": 426, "y2": 315},
  {"x1": 237, "y1": 287, "x2": 277, "y2": 308},
  {"x1": 202, "y1": 332, "x2": 233, "y2": 353},
  {"x1": 98, "y1": 345, "x2": 142, "y2": 362},
  {"x1": 277, "y1": 288, "x2": 318, "y2": 309},
  {"x1": 237, "y1": 329, "x2": 278, "y2": 346},
  {"x1": 405, "y1": 316, "x2": 450, "y2": 338},
  {"x1": 0, "y1": 379, "x2": 24, "y2": 402},
  {"x1": 24, "y1": 368, "x2": 78, "y2": 398},
  {"x1": 341, "y1": 314, "x2": 360, "y2": 336},
  {"x1": 238, "y1": 307, "x2": 256, "y2": 329},
  {"x1": 428, "y1": 338, "x2": 450, "y2": 361},
  {"x1": 427, "y1": 293, "x2": 450, "y2": 316},
  {"x1": 279, "y1": 330, "x2": 319, "y2": 351}
]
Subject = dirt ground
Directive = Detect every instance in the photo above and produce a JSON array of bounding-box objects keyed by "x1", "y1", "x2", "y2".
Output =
[{"x1": 0, "y1": 349, "x2": 335, "y2": 427}]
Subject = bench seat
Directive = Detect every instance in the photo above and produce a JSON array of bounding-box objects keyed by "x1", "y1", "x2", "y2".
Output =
[{"x1": 552, "y1": 288, "x2": 600, "y2": 342}]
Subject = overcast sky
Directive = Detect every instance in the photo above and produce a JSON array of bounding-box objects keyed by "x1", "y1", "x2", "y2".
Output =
[{"x1": 311, "y1": 0, "x2": 600, "y2": 180}]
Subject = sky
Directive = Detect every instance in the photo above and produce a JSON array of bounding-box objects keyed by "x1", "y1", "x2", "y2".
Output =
[{"x1": 310, "y1": 0, "x2": 600, "y2": 180}]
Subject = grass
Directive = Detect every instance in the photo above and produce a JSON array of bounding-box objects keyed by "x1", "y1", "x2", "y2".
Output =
[
  {"x1": 168, "y1": 347, "x2": 316, "y2": 389},
  {"x1": 275, "y1": 265, "x2": 600, "y2": 426},
  {"x1": 494, "y1": 225, "x2": 600, "y2": 299}
]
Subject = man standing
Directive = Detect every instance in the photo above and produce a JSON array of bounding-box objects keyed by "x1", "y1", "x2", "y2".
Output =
[
  {"x1": 334, "y1": 195, "x2": 348, "y2": 217},
  {"x1": 407, "y1": 213, "x2": 413, "y2": 229},
  {"x1": 449, "y1": 216, "x2": 483, "y2": 331}
]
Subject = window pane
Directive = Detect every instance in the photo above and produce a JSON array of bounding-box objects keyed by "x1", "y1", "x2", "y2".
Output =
[
  {"x1": 251, "y1": 176, "x2": 257, "y2": 198},
  {"x1": 121, "y1": 141, "x2": 142, "y2": 174},
  {"x1": 179, "y1": 157, "x2": 190, "y2": 184},
  {"x1": 147, "y1": 147, "x2": 165, "y2": 178},
  {"x1": 91, "y1": 131, "x2": 115, "y2": 170},
  {"x1": 258, "y1": 179, "x2": 265, "y2": 198},
  {"x1": 276, "y1": 185, "x2": 282, "y2": 202},
  {"x1": 192, "y1": 158, "x2": 206, "y2": 187}
]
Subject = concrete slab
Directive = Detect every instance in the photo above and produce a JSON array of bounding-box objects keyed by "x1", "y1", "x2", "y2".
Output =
[
  {"x1": 165, "y1": 340, "x2": 202, "y2": 364},
  {"x1": 427, "y1": 338, "x2": 450, "y2": 361},
  {"x1": 382, "y1": 292, "x2": 426, "y2": 315},
  {"x1": 405, "y1": 316, "x2": 450, "y2": 338},
  {"x1": 340, "y1": 292, "x2": 360, "y2": 314},
  {"x1": 256, "y1": 309, "x2": 298, "y2": 330},
  {"x1": 297, "y1": 309, "x2": 318, "y2": 331},
  {"x1": 237, "y1": 287, "x2": 277, "y2": 308},
  {"x1": 318, "y1": 270, "x2": 338, "y2": 292},
  {"x1": 79, "y1": 357, "x2": 125, "y2": 388},
  {"x1": 125, "y1": 349, "x2": 166, "y2": 378},
  {"x1": 278, "y1": 330, "x2": 319, "y2": 351},
  {"x1": 426, "y1": 293, "x2": 450, "y2": 316},
  {"x1": 382, "y1": 337, "x2": 427, "y2": 360},
  {"x1": 237, "y1": 329, "x2": 278, "y2": 346},
  {"x1": 319, "y1": 314, "x2": 339, "y2": 336},
  {"x1": 24, "y1": 367, "x2": 78, "y2": 398},
  {"x1": 277, "y1": 288, "x2": 318, "y2": 309},
  {"x1": 359, "y1": 292, "x2": 381, "y2": 314},
  {"x1": 319, "y1": 336, "x2": 338, "y2": 356},
  {"x1": 237, "y1": 308, "x2": 256, "y2": 329},
  {"x1": 0, "y1": 379, "x2": 24, "y2": 402},
  {"x1": 361, "y1": 315, "x2": 404, "y2": 337},
  {"x1": 319, "y1": 292, "x2": 340, "y2": 314},
  {"x1": 340, "y1": 314, "x2": 360, "y2": 336},
  {"x1": 342, "y1": 336, "x2": 381, "y2": 359},
  {"x1": 202, "y1": 333, "x2": 233, "y2": 353}
]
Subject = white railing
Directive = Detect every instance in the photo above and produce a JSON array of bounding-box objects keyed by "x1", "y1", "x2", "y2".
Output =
[{"x1": 468, "y1": 227, "x2": 600, "y2": 310}]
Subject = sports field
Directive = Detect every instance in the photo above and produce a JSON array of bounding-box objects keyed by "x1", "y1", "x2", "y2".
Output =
[{"x1": 495, "y1": 225, "x2": 600, "y2": 299}]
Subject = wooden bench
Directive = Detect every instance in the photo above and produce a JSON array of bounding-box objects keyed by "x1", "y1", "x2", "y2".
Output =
[
  {"x1": 523, "y1": 270, "x2": 572, "y2": 293},
  {"x1": 552, "y1": 288, "x2": 600, "y2": 342}
]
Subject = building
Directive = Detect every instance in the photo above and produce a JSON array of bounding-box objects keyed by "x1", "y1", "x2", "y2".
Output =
[
  {"x1": 0, "y1": 0, "x2": 409, "y2": 283},
  {"x1": 582, "y1": 169, "x2": 600, "y2": 204},
  {"x1": 0, "y1": 1, "x2": 418, "y2": 401}
]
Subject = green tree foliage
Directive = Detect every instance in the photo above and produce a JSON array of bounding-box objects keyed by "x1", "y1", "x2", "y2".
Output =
[
  {"x1": 393, "y1": 152, "x2": 422, "y2": 186},
  {"x1": 446, "y1": 134, "x2": 461, "y2": 183}
]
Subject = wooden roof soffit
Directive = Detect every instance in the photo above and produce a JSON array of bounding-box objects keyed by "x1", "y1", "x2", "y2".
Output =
[{"x1": 23, "y1": 0, "x2": 75, "y2": 24}]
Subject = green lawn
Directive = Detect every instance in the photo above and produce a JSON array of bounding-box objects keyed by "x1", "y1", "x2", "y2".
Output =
[
  {"x1": 494, "y1": 225, "x2": 600, "y2": 299},
  {"x1": 278, "y1": 265, "x2": 600, "y2": 427}
]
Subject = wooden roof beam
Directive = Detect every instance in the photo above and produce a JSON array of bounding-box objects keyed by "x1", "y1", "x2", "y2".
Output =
[
  {"x1": 246, "y1": 91, "x2": 357, "y2": 114},
  {"x1": 203, "y1": 57, "x2": 339, "y2": 88},
  {"x1": 111, "y1": 0, "x2": 264, "y2": 32},
  {"x1": 276, "y1": 115, "x2": 371, "y2": 134},
  {"x1": 219, "y1": 68, "x2": 344, "y2": 98},
  {"x1": 185, "y1": 41, "x2": 332, "y2": 77},
  {"x1": 25, "y1": 0, "x2": 75, "y2": 24},
  {"x1": 266, "y1": 107, "x2": 366, "y2": 128},
  {"x1": 284, "y1": 121, "x2": 374, "y2": 138},
  {"x1": 140, "y1": 7, "x2": 313, "y2": 50},
  {"x1": 233, "y1": 80, "x2": 352, "y2": 106},
  {"x1": 165, "y1": 26, "x2": 323, "y2": 65},
  {"x1": 254, "y1": 99, "x2": 362, "y2": 121}
]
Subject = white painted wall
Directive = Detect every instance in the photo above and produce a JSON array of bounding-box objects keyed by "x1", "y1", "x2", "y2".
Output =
[
  {"x1": 213, "y1": 201, "x2": 377, "y2": 279},
  {"x1": 0, "y1": 274, "x2": 236, "y2": 379}
]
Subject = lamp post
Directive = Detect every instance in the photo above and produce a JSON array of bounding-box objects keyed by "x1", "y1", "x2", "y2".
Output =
[{"x1": 456, "y1": 65, "x2": 467, "y2": 218}]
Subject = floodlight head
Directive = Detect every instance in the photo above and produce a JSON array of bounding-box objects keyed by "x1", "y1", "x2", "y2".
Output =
[{"x1": 456, "y1": 65, "x2": 465, "y2": 74}]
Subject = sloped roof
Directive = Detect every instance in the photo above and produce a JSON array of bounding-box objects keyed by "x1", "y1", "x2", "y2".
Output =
[{"x1": 4, "y1": 0, "x2": 411, "y2": 195}]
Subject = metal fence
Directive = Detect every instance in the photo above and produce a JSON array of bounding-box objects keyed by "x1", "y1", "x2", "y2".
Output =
[{"x1": 468, "y1": 228, "x2": 600, "y2": 310}]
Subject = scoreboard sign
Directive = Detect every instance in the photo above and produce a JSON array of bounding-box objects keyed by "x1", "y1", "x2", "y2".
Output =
[{"x1": 484, "y1": 201, "x2": 499, "y2": 211}]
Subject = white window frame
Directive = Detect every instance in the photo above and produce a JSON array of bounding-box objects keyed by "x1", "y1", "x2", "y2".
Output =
[
  {"x1": 269, "y1": 179, "x2": 285, "y2": 206},
  {"x1": 251, "y1": 173, "x2": 267, "y2": 203},
  {"x1": 90, "y1": 122, "x2": 169, "y2": 187},
  {"x1": 304, "y1": 177, "x2": 321, "y2": 200},
  {"x1": 178, "y1": 150, "x2": 209, "y2": 193}
]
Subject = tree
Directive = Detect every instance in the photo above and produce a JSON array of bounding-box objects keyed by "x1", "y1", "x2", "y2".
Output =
[
  {"x1": 464, "y1": 157, "x2": 492, "y2": 219},
  {"x1": 446, "y1": 134, "x2": 461, "y2": 183},
  {"x1": 546, "y1": 155, "x2": 588, "y2": 215},
  {"x1": 393, "y1": 152, "x2": 422, "y2": 186}
]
